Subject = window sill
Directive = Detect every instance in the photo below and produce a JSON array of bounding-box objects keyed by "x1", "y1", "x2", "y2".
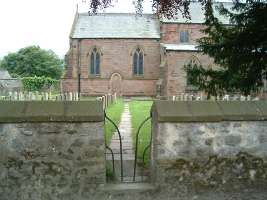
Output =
[
  {"x1": 133, "y1": 75, "x2": 145, "y2": 79},
  {"x1": 88, "y1": 75, "x2": 101, "y2": 79}
]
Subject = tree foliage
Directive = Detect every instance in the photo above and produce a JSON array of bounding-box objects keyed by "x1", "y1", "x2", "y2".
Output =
[
  {"x1": 0, "y1": 46, "x2": 63, "y2": 79},
  {"x1": 21, "y1": 76, "x2": 59, "y2": 91},
  {"x1": 86, "y1": 0, "x2": 208, "y2": 19},
  {"x1": 185, "y1": 0, "x2": 267, "y2": 96}
]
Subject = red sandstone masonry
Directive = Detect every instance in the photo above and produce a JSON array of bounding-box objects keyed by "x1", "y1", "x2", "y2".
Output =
[
  {"x1": 64, "y1": 39, "x2": 160, "y2": 96},
  {"x1": 164, "y1": 51, "x2": 213, "y2": 96},
  {"x1": 161, "y1": 23, "x2": 206, "y2": 44},
  {"x1": 63, "y1": 24, "x2": 215, "y2": 96}
]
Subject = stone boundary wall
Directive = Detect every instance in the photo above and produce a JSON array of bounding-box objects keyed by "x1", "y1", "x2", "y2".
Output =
[
  {"x1": 0, "y1": 101, "x2": 105, "y2": 200},
  {"x1": 151, "y1": 100, "x2": 267, "y2": 199}
]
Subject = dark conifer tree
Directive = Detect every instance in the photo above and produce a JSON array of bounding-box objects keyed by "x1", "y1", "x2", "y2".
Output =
[{"x1": 185, "y1": 0, "x2": 267, "y2": 96}]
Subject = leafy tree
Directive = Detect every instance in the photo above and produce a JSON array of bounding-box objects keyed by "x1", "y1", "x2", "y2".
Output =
[
  {"x1": 86, "y1": 0, "x2": 207, "y2": 18},
  {"x1": 0, "y1": 46, "x2": 63, "y2": 79},
  {"x1": 185, "y1": 0, "x2": 267, "y2": 96}
]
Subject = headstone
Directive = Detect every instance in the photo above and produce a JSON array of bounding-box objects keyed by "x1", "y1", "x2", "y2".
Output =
[
  {"x1": 69, "y1": 92, "x2": 73, "y2": 101},
  {"x1": 19, "y1": 92, "x2": 24, "y2": 101},
  {"x1": 240, "y1": 95, "x2": 246, "y2": 101},
  {"x1": 233, "y1": 95, "x2": 239, "y2": 101},
  {"x1": 180, "y1": 93, "x2": 184, "y2": 101},
  {"x1": 189, "y1": 95, "x2": 193, "y2": 101},
  {"x1": 114, "y1": 93, "x2": 117, "y2": 103},
  {"x1": 210, "y1": 96, "x2": 216, "y2": 101},
  {"x1": 223, "y1": 95, "x2": 229, "y2": 101},
  {"x1": 252, "y1": 97, "x2": 260, "y2": 101},
  {"x1": 184, "y1": 94, "x2": 188, "y2": 101},
  {"x1": 28, "y1": 92, "x2": 32, "y2": 100},
  {"x1": 102, "y1": 96, "x2": 106, "y2": 110},
  {"x1": 14, "y1": 91, "x2": 18, "y2": 100},
  {"x1": 44, "y1": 92, "x2": 49, "y2": 101},
  {"x1": 105, "y1": 94, "x2": 108, "y2": 107},
  {"x1": 9, "y1": 91, "x2": 12, "y2": 100}
]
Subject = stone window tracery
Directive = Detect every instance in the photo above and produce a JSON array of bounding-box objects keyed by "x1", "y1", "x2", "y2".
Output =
[
  {"x1": 133, "y1": 48, "x2": 144, "y2": 76},
  {"x1": 90, "y1": 48, "x2": 100, "y2": 75}
]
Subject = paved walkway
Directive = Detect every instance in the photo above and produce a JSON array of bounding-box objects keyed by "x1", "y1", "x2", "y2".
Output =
[
  {"x1": 109, "y1": 103, "x2": 134, "y2": 160},
  {"x1": 106, "y1": 102, "x2": 146, "y2": 182}
]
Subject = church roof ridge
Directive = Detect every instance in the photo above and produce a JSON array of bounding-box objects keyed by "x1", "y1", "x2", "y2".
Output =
[
  {"x1": 78, "y1": 12, "x2": 155, "y2": 16},
  {"x1": 72, "y1": 12, "x2": 160, "y2": 39}
]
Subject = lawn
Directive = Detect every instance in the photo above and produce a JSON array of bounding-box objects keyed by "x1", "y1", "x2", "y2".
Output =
[
  {"x1": 104, "y1": 99, "x2": 124, "y2": 144},
  {"x1": 129, "y1": 100, "x2": 153, "y2": 166}
]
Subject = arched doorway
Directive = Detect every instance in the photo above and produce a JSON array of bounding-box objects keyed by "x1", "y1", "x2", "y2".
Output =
[{"x1": 110, "y1": 73, "x2": 122, "y2": 96}]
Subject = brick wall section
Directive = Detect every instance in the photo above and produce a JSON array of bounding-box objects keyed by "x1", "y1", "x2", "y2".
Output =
[{"x1": 160, "y1": 23, "x2": 206, "y2": 44}]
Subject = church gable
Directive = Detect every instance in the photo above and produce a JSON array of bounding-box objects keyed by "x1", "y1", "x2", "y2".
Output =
[{"x1": 71, "y1": 13, "x2": 160, "y2": 39}]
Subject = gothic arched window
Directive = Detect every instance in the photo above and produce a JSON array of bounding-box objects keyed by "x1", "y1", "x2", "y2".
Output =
[
  {"x1": 133, "y1": 48, "x2": 144, "y2": 76},
  {"x1": 186, "y1": 56, "x2": 200, "y2": 86},
  {"x1": 90, "y1": 48, "x2": 100, "y2": 75}
]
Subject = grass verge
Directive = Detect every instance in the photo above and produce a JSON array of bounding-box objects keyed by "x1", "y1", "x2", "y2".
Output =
[
  {"x1": 104, "y1": 99, "x2": 124, "y2": 145},
  {"x1": 129, "y1": 100, "x2": 153, "y2": 166}
]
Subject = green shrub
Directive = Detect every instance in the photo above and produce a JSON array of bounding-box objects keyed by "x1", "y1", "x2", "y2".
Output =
[{"x1": 21, "y1": 76, "x2": 59, "y2": 91}]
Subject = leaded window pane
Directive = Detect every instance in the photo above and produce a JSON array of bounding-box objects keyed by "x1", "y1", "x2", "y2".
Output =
[
  {"x1": 95, "y1": 52, "x2": 100, "y2": 75},
  {"x1": 133, "y1": 52, "x2": 138, "y2": 75},
  {"x1": 139, "y1": 52, "x2": 144, "y2": 75},
  {"x1": 90, "y1": 53, "x2": 95, "y2": 74}
]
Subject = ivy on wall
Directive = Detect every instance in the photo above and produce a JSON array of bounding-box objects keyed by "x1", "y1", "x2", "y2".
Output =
[{"x1": 21, "y1": 76, "x2": 59, "y2": 91}]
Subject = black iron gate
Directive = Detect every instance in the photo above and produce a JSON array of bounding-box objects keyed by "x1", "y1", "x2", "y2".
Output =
[
  {"x1": 104, "y1": 109, "x2": 152, "y2": 183},
  {"x1": 133, "y1": 113, "x2": 152, "y2": 182},
  {"x1": 104, "y1": 110, "x2": 124, "y2": 182}
]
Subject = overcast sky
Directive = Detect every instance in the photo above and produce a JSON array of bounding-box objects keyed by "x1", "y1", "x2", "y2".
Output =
[
  {"x1": 0, "y1": 0, "x2": 232, "y2": 59},
  {"x1": 0, "y1": 0, "x2": 154, "y2": 59}
]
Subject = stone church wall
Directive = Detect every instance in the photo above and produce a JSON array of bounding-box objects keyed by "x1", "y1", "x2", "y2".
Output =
[
  {"x1": 163, "y1": 51, "x2": 213, "y2": 96},
  {"x1": 63, "y1": 38, "x2": 160, "y2": 96},
  {"x1": 160, "y1": 23, "x2": 205, "y2": 44}
]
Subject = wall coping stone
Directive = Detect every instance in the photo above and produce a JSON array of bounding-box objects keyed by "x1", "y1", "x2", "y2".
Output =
[
  {"x1": 0, "y1": 101, "x2": 104, "y2": 123},
  {"x1": 152, "y1": 100, "x2": 267, "y2": 122}
]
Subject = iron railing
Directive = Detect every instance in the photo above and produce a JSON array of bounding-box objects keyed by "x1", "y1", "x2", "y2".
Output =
[
  {"x1": 133, "y1": 115, "x2": 152, "y2": 182},
  {"x1": 104, "y1": 110, "x2": 124, "y2": 182},
  {"x1": 105, "y1": 145, "x2": 115, "y2": 179}
]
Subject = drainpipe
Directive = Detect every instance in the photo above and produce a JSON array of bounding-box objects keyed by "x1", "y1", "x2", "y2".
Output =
[{"x1": 77, "y1": 39, "x2": 81, "y2": 99}]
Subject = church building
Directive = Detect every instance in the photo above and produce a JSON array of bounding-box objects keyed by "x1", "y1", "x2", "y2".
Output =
[{"x1": 63, "y1": 2, "x2": 232, "y2": 97}]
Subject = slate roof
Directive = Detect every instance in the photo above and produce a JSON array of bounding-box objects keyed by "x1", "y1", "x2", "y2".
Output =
[
  {"x1": 161, "y1": 2, "x2": 233, "y2": 24},
  {"x1": 0, "y1": 70, "x2": 11, "y2": 79},
  {"x1": 71, "y1": 2, "x2": 233, "y2": 39},
  {"x1": 71, "y1": 13, "x2": 161, "y2": 39},
  {"x1": 161, "y1": 44, "x2": 200, "y2": 52},
  {"x1": 0, "y1": 70, "x2": 21, "y2": 90}
]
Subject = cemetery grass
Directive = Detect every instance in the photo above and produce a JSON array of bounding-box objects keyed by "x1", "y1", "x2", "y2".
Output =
[
  {"x1": 129, "y1": 100, "x2": 153, "y2": 167},
  {"x1": 105, "y1": 99, "x2": 124, "y2": 144}
]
